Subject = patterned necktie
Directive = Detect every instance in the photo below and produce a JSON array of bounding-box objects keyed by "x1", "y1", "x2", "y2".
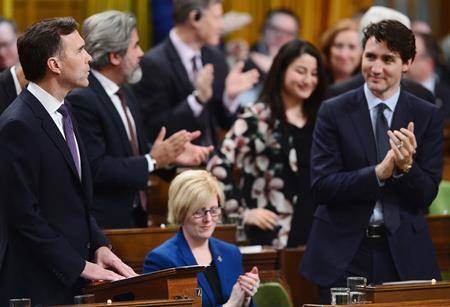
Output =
[
  {"x1": 58, "y1": 104, "x2": 81, "y2": 179},
  {"x1": 116, "y1": 89, "x2": 148, "y2": 212},
  {"x1": 375, "y1": 102, "x2": 400, "y2": 232}
]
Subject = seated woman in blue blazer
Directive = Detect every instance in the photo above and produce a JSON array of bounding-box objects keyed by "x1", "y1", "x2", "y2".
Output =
[{"x1": 143, "y1": 170, "x2": 259, "y2": 307}]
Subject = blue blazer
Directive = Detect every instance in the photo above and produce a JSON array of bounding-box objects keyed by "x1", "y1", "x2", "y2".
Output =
[
  {"x1": 143, "y1": 230, "x2": 245, "y2": 307},
  {"x1": 301, "y1": 86, "x2": 443, "y2": 287}
]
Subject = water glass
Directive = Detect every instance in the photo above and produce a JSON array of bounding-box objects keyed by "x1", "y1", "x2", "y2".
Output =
[
  {"x1": 9, "y1": 298, "x2": 31, "y2": 307},
  {"x1": 74, "y1": 293, "x2": 95, "y2": 304},
  {"x1": 330, "y1": 287, "x2": 350, "y2": 305},
  {"x1": 347, "y1": 276, "x2": 367, "y2": 303}
]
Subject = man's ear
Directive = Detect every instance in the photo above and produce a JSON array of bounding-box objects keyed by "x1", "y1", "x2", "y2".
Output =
[
  {"x1": 402, "y1": 58, "x2": 413, "y2": 73},
  {"x1": 47, "y1": 56, "x2": 61, "y2": 75},
  {"x1": 109, "y1": 52, "x2": 122, "y2": 66},
  {"x1": 188, "y1": 9, "x2": 202, "y2": 26}
]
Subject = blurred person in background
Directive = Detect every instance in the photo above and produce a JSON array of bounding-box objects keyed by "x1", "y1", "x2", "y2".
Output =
[
  {"x1": 406, "y1": 32, "x2": 450, "y2": 120},
  {"x1": 133, "y1": 0, "x2": 259, "y2": 147},
  {"x1": 320, "y1": 19, "x2": 362, "y2": 85},
  {"x1": 208, "y1": 39, "x2": 326, "y2": 248},
  {"x1": 0, "y1": 17, "x2": 19, "y2": 72}
]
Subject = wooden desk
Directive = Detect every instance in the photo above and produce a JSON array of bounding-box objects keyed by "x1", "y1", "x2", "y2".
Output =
[
  {"x1": 84, "y1": 266, "x2": 204, "y2": 307},
  {"x1": 363, "y1": 281, "x2": 450, "y2": 303},
  {"x1": 427, "y1": 215, "x2": 450, "y2": 274},
  {"x1": 53, "y1": 298, "x2": 194, "y2": 307},
  {"x1": 303, "y1": 298, "x2": 450, "y2": 307}
]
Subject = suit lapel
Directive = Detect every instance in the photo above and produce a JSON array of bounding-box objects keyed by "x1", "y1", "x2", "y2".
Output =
[
  {"x1": 166, "y1": 39, "x2": 194, "y2": 93},
  {"x1": 176, "y1": 230, "x2": 215, "y2": 307},
  {"x1": 209, "y1": 239, "x2": 231, "y2": 303},
  {"x1": 4, "y1": 69, "x2": 17, "y2": 105},
  {"x1": 348, "y1": 87, "x2": 378, "y2": 165},
  {"x1": 23, "y1": 90, "x2": 81, "y2": 182},
  {"x1": 390, "y1": 90, "x2": 413, "y2": 131},
  {"x1": 90, "y1": 75, "x2": 134, "y2": 156}
]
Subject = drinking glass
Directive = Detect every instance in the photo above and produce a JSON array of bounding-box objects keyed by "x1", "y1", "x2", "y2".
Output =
[
  {"x1": 330, "y1": 287, "x2": 350, "y2": 305},
  {"x1": 9, "y1": 298, "x2": 31, "y2": 307},
  {"x1": 347, "y1": 276, "x2": 367, "y2": 304}
]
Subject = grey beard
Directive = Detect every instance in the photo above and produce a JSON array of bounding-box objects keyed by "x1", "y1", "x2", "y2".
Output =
[{"x1": 126, "y1": 66, "x2": 143, "y2": 84}]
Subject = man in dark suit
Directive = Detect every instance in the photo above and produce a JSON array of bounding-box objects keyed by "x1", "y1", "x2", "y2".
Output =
[
  {"x1": 406, "y1": 32, "x2": 450, "y2": 120},
  {"x1": 0, "y1": 17, "x2": 136, "y2": 306},
  {"x1": 132, "y1": 0, "x2": 259, "y2": 146},
  {"x1": 301, "y1": 20, "x2": 442, "y2": 304},
  {"x1": 0, "y1": 17, "x2": 19, "y2": 72},
  {"x1": 0, "y1": 64, "x2": 27, "y2": 113},
  {"x1": 67, "y1": 11, "x2": 213, "y2": 229}
]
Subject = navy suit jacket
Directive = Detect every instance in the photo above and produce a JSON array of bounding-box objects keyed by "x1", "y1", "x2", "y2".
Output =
[
  {"x1": 143, "y1": 230, "x2": 246, "y2": 307},
  {"x1": 132, "y1": 39, "x2": 234, "y2": 146},
  {"x1": 0, "y1": 68, "x2": 18, "y2": 114},
  {"x1": 0, "y1": 89, "x2": 109, "y2": 305},
  {"x1": 301, "y1": 86, "x2": 443, "y2": 287},
  {"x1": 67, "y1": 74, "x2": 150, "y2": 229}
]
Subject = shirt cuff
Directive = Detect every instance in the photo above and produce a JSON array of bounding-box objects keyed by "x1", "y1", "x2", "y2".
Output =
[
  {"x1": 223, "y1": 92, "x2": 240, "y2": 114},
  {"x1": 145, "y1": 154, "x2": 155, "y2": 172},
  {"x1": 187, "y1": 94, "x2": 204, "y2": 117}
]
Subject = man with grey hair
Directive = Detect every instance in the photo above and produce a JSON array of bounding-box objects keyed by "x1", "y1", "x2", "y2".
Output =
[
  {"x1": 133, "y1": 0, "x2": 259, "y2": 147},
  {"x1": 0, "y1": 17, "x2": 19, "y2": 72},
  {"x1": 67, "y1": 10, "x2": 213, "y2": 229},
  {"x1": 327, "y1": 6, "x2": 434, "y2": 103}
]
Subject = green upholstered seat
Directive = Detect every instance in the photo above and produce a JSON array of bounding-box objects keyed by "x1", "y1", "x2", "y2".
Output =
[{"x1": 253, "y1": 282, "x2": 293, "y2": 307}]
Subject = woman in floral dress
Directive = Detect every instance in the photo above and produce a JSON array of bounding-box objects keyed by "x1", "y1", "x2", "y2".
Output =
[{"x1": 208, "y1": 39, "x2": 327, "y2": 248}]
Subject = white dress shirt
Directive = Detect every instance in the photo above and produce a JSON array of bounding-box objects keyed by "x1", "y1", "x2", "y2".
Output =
[
  {"x1": 27, "y1": 82, "x2": 82, "y2": 177},
  {"x1": 10, "y1": 65, "x2": 22, "y2": 95},
  {"x1": 364, "y1": 83, "x2": 400, "y2": 224},
  {"x1": 91, "y1": 70, "x2": 155, "y2": 172},
  {"x1": 169, "y1": 29, "x2": 240, "y2": 116}
]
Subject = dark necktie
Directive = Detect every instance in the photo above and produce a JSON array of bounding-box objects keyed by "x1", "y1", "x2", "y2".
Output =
[
  {"x1": 191, "y1": 55, "x2": 199, "y2": 80},
  {"x1": 375, "y1": 103, "x2": 390, "y2": 162},
  {"x1": 116, "y1": 89, "x2": 148, "y2": 212},
  {"x1": 375, "y1": 103, "x2": 400, "y2": 232},
  {"x1": 116, "y1": 89, "x2": 140, "y2": 156},
  {"x1": 58, "y1": 104, "x2": 81, "y2": 179}
]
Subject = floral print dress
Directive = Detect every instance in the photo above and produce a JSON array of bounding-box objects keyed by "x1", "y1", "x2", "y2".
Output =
[{"x1": 207, "y1": 102, "x2": 302, "y2": 248}]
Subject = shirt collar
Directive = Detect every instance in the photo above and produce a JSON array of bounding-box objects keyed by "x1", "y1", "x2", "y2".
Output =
[
  {"x1": 91, "y1": 69, "x2": 119, "y2": 97},
  {"x1": 27, "y1": 82, "x2": 64, "y2": 114},
  {"x1": 364, "y1": 83, "x2": 400, "y2": 112},
  {"x1": 169, "y1": 28, "x2": 201, "y2": 66},
  {"x1": 420, "y1": 74, "x2": 437, "y2": 94}
]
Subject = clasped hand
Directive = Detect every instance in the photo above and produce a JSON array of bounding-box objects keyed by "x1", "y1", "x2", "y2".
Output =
[{"x1": 375, "y1": 122, "x2": 416, "y2": 181}]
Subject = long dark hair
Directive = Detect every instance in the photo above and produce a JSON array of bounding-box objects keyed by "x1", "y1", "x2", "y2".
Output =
[{"x1": 259, "y1": 39, "x2": 326, "y2": 129}]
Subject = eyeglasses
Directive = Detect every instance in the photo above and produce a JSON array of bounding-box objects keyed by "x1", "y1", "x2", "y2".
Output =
[
  {"x1": 266, "y1": 24, "x2": 297, "y2": 38},
  {"x1": 192, "y1": 206, "x2": 222, "y2": 219}
]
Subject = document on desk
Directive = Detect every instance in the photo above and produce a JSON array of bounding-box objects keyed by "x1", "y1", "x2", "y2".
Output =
[
  {"x1": 382, "y1": 279, "x2": 436, "y2": 285},
  {"x1": 239, "y1": 245, "x2": 263, "y2": 254}
]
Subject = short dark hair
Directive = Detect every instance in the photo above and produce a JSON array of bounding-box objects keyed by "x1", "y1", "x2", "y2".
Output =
[
  {"x1": 362, "y1": 19, "x2": 416, "y2": 63},
  {"x1": 259, "y1": 39, "x2": 326, "y2": 128},
  {"x1": 172, "y1": 0, "x2": 222, "y2": 24},
  {"x1": 264, "y1": 8, "x2": 301, "y2": 33},
  {"x1": 17, "y1": 17, "x2": 78, "y2": 82}
]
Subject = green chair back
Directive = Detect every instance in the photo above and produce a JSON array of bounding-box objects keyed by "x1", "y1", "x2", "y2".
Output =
[
  {"x1": 253, "y1": 282, "x2": 293, "y2": 307},
  {"x1": 430, "y1": 181, "x2": 450, "y2": 215}
]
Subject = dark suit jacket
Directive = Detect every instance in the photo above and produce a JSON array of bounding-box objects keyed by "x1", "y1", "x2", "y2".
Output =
[
  {"x1": 434, "y1": 80, "x2": 450, "y2": 121},
  {"x1": 67, "y1": 74, "x2": 150, "y2": 229},
  {"x1": 0, "y1": 89, "x2": 109, "y2": 306},
  {"x1": 132, "y1": 39, "x2": 234, "y2": 146},
  {"x1": 143, "y1": 230, "x2": 251, "y2": 307},
  {"x1": 301, "y1": 86, "x2": 443, "y2": 287},
  {"x1": 0, "y1": 68, "x2": 18, "y2": 114},
  {"x1": 327, "y1": 73, "x2": 435, "y2": 103}
]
